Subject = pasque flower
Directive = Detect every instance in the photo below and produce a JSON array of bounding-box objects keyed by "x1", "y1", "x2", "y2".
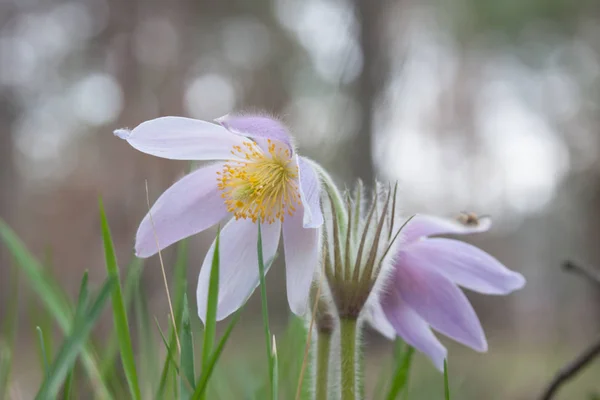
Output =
[
  {"x1": 115, "y1": 114, "x2": 323, "y2": 321},
  {"x1": 369, "y1": 214, "x2": 526, "y2": 370}
]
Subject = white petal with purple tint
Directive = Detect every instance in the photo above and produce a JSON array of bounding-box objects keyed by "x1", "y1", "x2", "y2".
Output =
[
  {"x1": 283, "y1": 211, "x2": 320, "y2": 316},
  {"x1": 216, "y1": 114, "x2": 293, "y2": 151},
  {"x1": 136, "y1": 163, "x2": 228, "y2": 258},
  {"x1": 401, "y1": 214, "x2": 492, "y2": 244},
  {"x1": 297, "y1": 156, "x2": 324, "y2": 228},
  {"x1": 394, "y1": 254, "x2": 488, "y2": 352},
  {"x1": 402, "y1": 238, "x2": 525, "y2": 294},
  {"x1": 381, "y1": 288, "x2": 448, "y2": 371},
  {"x1": 365, "y1": 299, "x2": 396, "y2": 340},
  {"x1": 115, "y1": 116, "x2": 249, "y2": 160},
  {"x1": 197, "y1": 218, "x2": 281, "y2": 323}
]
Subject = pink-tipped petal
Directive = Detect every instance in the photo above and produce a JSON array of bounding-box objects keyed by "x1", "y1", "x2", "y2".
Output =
[
  {"x1": 115, "y1": 116, "x2": 249, "y2": 160},
  {"x1": 136, "y1": 163, "x2": 227, "y2": 258},
  {"x1": 402, "y1": 238, "x2": 525, "y2": 295},
  {"x1": 394, "y1": 254, "x2": 488, "y2": 352},
  {"x1": 366, "y1": 299, "x2": 396, "y2": 340},
  {"x1": 297, "y1": 156, "x2": 323, "y2": 228},
  {"x1": 197, "y1": 218, "x2": 281, "y2": 323},
  {"x1": 402, "y1": 214, "x2": 492, "y2": 244},
  {"x1": 282, "y1": 211, "x2": 320, "y2": 316},
  {"x1": 381, "y1": 288, "x2": 448, "y2": 371},
  {"x1": 216, "y1": 114, "x2": 293, "y2": 151}
]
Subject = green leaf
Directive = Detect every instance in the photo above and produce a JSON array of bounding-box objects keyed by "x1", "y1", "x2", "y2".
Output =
[
  {"x1": 257, "y1": 222, "x2": 275, "y2": 399},
  {"x1": 179, "y1": 294, "x2": 196, "y2": 399},
  {"x1": 271, "y1": 336, "x2": 278, "y2": 400},
  {"x1": 135, "y1": 284, "x2": 158, "y2": 393},
  {"x1": 201, "y1": 227, "x2": 220, "y2": 392},
  {"x1": 99, "y1": 199, "x2": 141, "y2": 400},
  {"x1": 443, "y1": 359, "x2": 450, "y2": 400},
  {"x1": 385, "y1": 341, "x2": 414, "y2": 400},
  {"x1": 192, "y1": 309, "x2": 243, "y2": 399},
  {"x1": 0, "y1": 220, "x2": 112, "y2": 399},
  {"x1": 155, "y1": 318, "x2": 180, "y2": 375},
  {"x1": 62, "y1": 368, "x2": 74, "y2": 400},
  {"x1": 36, "y1": 277, "x2": 116, "y2": 400}
]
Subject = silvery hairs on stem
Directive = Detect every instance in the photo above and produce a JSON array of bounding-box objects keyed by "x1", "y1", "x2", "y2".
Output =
[{"x1": 321, "y1": 180, "x2": 409, "y2": 320}]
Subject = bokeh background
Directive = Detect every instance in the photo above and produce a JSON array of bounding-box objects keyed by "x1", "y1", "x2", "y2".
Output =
[{"x1": 1, "y1": 0, "x2": 600, "y2": 398}]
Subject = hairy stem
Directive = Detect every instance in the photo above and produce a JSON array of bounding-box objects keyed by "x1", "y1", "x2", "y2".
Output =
[
  {"x1": 316, "y1": 331, "x2": 332, "y2": 400},
  {"x1": 340, "y1": 318, "x2": 358, "y2": 400}
]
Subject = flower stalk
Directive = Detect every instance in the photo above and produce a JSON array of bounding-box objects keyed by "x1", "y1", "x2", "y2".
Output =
[
  {"x1": 315, "y1": 330, "x2": 332, "y2": 400},
  {"x1": 340, "y1": 318, "x2": 358, "y2": 400}
]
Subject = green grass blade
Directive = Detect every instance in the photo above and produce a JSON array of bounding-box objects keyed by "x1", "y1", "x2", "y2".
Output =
[
  {"x1": 100, "y1": 258, "x2": 143, "y2": 380},
  {"x1": 36, "y1": 326, "x2": 50, "y2": 377},
  {"x1": 179, "y1": 294, "x2": 196, "y2": 399},
  {"x1": 62, "y1": 367, "x2": 74, "y2": 400},
  {"x1": 271, "y1": 336, "x2": 278, "y2": 400},
  {"x1": 155, "y1": 318, "x2": 180, "y2": 375},
  {"x1": 385, "y1": 342, "x2": 414, "y2": 400},
  {"x1": 0, "y1": 344, "x2": 11, "y2": 399},
  {"x1": 0, "y1": 220, "x2": 112, "y2": 399},
  {"x1": 257, "y1": 223, "x2": 275, "y2": 398},
  {"x1": 99, "y1": 200, "x2": 141, "y2": 400},
  {"x1": 201, "y1": 227, "x2": 220, "y2": 395},
  {"x1": 135, "y1": 284, "x2": 158, "y2": 395},
  {"x1": 36, "y1": 277, "x2": 116, "y2": 399},
  {"x1": 443, "y1": 359, "x2": 450, "y2": 400},
  {"x1": 192, "y1": 309, "x2": 243, "y2": 399}
]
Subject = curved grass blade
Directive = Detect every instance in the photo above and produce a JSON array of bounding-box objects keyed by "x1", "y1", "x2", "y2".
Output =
[
  {"x1": 36, "y1": 277, "x2": 116, "y2": 399},
  {"x1": 179, "y1": 294, "x2": 195, "y2": 399},
  {"x1": 99, "y1": 200, "x2": 141, "y2": 400},
  {"x1": 385, "y1": 342, "x2": 414, "y2": 400},
  {"x1": 0, "y1": 220, "x2": 112, "y2": 399},
  {"x1": 200, "y1": 227, "x2": 220, "y2": 400},
  {"x1": 257, "y1": 223, "x2": 275, "y2": 398},
  {"x1": 191, "y1": 309, "x2": 243, "y2": 399},
  {"x1": 443, "y1": 359, "x2": 450, "y2": 400}
]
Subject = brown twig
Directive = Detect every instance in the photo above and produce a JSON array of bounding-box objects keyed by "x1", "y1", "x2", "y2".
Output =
[
  {"x1": 539, "y1": 260, "x2": 600, "y2": 399},
  {"x1": 563, "y1": 260, "x2": 600, "y2": 287},
  {"x1": 539, "y1": 337, "x2": 600, "y2": 400}
]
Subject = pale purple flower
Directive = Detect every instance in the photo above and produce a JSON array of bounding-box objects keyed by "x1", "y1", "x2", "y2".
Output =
[
  {"x1": 369, "y1": 214, "x2": 525, "y2": 371},
  {"x1": 115, "y1": 114, "x2": 323, "y2": 322}
]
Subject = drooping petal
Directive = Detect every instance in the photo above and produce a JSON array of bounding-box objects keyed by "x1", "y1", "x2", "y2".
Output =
[
  {"x1": 115, "y1": 116, "x2": 249, "y2": 160},
  {"x1": 394, "y1": 254, "x2": 488, "y2": 352},
  {"x1": 282, "y1": 211, "x2": 320, "y2": 316},
  {"x1": 381, "y1": 288, "x2": 448, "y2": 371},
  {"x1": 297, "y1": 156, "x2": 323, "y2": 228},
  {"x1": 401, "y1": 214, "x2": 492, "y2": 244},
  {"x1": 365, "y1": 299, "x2": 396, "y2": 340},
  {"x1": 402, "y1": 238, "x2": 525, "y2": 295},
  {"x1": 136, "y1": 163, "x2": 228, "y2": 257},
  {"x1": 216, "y1": 113, "x2": 293, "y2": 151},
  {"x1": 197, "y1": 218, "x2": 281, "y2": 323}
]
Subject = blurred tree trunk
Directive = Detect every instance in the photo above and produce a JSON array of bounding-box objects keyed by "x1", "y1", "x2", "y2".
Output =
[{"x1": 352, "y1": 0, "x2": 389, "y2": 186}]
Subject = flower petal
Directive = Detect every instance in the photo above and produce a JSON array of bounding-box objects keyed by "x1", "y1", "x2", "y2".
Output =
[
  {"x1": 216, "y1": 114, "x2": 293, "y2": 151},
  {"x1": 402, "y1": 238, "x2": 525, "y2": 295},
  {"x1": 381, "y1": 288, "x2": 447, "y2": 371},
  {"x1": 136, "y1": 163, "x2": 228, "y2": 258},
  {"x1": 297, "y1": 156, "x2": 324, "y2": 228},
  {"x1": 394, "y1": 254, "x2": 488, "y2": 352},
  {"x1": 282, "y1": 211, "x2": 320, "y2": 316},
  {"x1": 197, "y1": 218, "x2": 281, "y2": 323},
  {"x1": 402, "y1": 214, "x2": 492, "y2": 243},
  {"x1": 115, "y1": 116, "x2": 249, "y2": 160},
  {"x1": 365, "y1": 299, "x2": 396, "y2": 340}
]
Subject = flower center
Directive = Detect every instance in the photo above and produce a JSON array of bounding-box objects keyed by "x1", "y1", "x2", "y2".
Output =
[{"x1": 217, "y1": 139, "x2": 300, "y2": 223}]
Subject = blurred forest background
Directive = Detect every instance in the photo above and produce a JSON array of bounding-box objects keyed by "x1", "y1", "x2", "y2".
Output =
[{"x1": 1, "y1": 0, "x2": 600, "y2": 398}]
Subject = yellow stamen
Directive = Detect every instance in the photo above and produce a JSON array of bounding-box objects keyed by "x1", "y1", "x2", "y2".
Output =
[{"x1": 217, "y1": 139, "x2": 300, "y2": 224}]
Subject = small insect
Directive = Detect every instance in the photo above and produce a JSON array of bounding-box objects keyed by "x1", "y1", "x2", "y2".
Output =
[{"x1": 457, "y1": 211, "x2": 484, "y2": 226}]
